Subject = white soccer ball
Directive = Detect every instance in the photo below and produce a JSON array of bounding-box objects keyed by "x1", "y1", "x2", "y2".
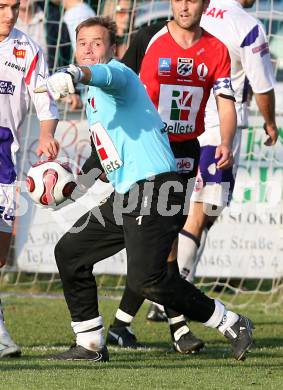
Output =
[{"x1": 26, "y1": 159, "x2": 77, "y2": 206}]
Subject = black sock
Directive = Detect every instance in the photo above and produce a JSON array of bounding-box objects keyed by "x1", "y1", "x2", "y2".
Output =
[
  {"x1": 165, "y1": 260, "x2": 189, "y2": 339},
  {"x1": 166, "y1": 260, "x2": 184, "y2": 319},
  {"x1": 112, "y1": 318, "x2": 129, "y2": 328},
  {"x1": 119, "y1": 284, "x2": 145, "y2": 316},
  {"x1": 113, "y1": 284, "x2": 145, "y2": 328}
]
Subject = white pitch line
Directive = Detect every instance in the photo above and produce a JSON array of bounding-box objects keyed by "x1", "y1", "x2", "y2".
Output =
[{"x1": 22, "y1": 345, "x2": 165, "y2": 353}]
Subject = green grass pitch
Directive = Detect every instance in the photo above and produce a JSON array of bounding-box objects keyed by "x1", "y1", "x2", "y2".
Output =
[{"x1": 0, "y1": 295, "x2": 282, "y2": 390}]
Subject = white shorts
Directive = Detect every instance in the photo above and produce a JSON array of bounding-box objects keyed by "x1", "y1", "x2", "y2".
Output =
[
  {"x1": 0, "y1": 183, "x2": 16, "y2": 233},
  {"x1": 190, "y1": 127, "x2": 242, "y2": 207}
]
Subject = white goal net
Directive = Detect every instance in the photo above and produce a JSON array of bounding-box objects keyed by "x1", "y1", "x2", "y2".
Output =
[{"x1": 1, "y1": 0, "x2": 283, "y2": 309}]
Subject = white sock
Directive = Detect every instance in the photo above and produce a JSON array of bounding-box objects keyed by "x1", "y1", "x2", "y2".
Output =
[
  {"x1": 71, "y1": 316, "x2": 105, "y2": 352},
  {"x1": 187, "y1": 227, "x2": 208, "y2": 282},
  {"x1": 115, "y1": 308, "x2": 134, "y2": 324},
  {"x1": 178, "y1": 230, "x2": 200, "y2": 280},
  {"x1": 203, "y1": 300, "x2": 226, "y2": 328},
  {"x1": 167, "y1": 314, "x2": 186, "y2": 325},
  {"x1": 218, "y1": 311, "x2": 239, "y2": 335}
]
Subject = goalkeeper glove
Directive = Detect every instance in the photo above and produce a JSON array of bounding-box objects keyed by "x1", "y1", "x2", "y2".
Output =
[{"x1": 34, "y1": 64, "x2": 84, "y2": 100}]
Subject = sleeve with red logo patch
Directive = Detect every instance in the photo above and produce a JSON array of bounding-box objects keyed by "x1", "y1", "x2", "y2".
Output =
[
  {"x1": 239, "y1": 21, "x2": 275, "y2": 94},
  {"x1": 212, "y1": 42, "x2": 234, "y2": 99},
  {"x1": 25, "y1": 46, "x2": 59, "y2": 121}
]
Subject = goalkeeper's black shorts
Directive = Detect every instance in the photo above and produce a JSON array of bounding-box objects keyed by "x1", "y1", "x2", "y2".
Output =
[{"x1": 55, "y1": 170, "x2": 214, "y2": 323}]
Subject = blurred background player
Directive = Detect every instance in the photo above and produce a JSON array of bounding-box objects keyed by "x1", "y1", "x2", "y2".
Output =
[
  {"x1": 56, "y1": 0, "x2": 133, "y2": 111},
  {"x1": 0, "y1": 0, "x2": 59, "y2": 358},
  {"x1": 45, "y1": 1, "x2": 72, "y2": 70},
  {"x1": 51, "y1": 0, "x2": 96, "y2": 51},
  {"x1": 16, "y1": 0, "x2": 47, "y2": 55},
  {"x1": 102, "y1": 0, "x2": 133, "y2": 58},
  {"x1": 50, "y1": 0, "x2": 96, "y2": 111}
]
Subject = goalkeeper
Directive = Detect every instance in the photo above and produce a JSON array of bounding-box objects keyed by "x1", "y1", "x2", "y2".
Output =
[{"x1": 35, "y1": 16, "x2": 254, "y2": 362}]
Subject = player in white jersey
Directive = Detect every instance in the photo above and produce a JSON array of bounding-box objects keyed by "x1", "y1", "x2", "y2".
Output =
[
  {"x1": 177, "y1": 0, "x2": 279, "y2": 282},
  {"x1": 0, "y1": 0, "x2": 59, "y2": 358}
]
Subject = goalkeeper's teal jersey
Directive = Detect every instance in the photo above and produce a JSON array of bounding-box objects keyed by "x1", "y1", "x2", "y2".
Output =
[{"x1": 86, "y1": 59, "x2": 176, "y2": 194}]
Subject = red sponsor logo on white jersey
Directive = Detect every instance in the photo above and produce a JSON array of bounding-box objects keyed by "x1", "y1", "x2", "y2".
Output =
[
  {"x1": 175, "y1": 157, "x2": 194, "y2": 173},
  {"x1": 203, "y1": 7, "x2": 227, "y2": 19},
  {"x1": 94, "y1": 132, "x2": 108, "y2": 162},
  {"x1": 90, "y1": 122, "x2": 123, "y2": 174},
  {"x1": 13, "y1": 47, "x2": 26, "y2": 59}
]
